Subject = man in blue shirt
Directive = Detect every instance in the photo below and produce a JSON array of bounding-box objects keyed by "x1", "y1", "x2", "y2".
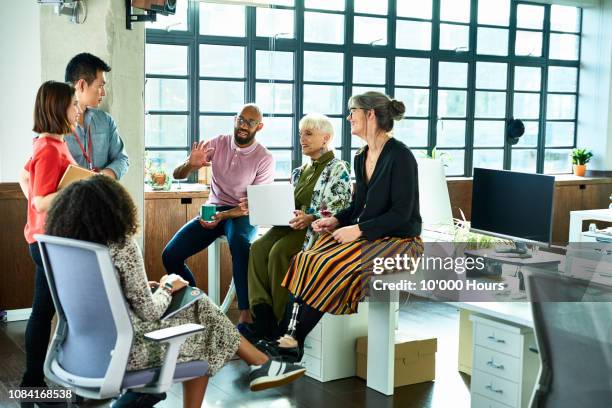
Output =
[{"x1": 64, "y1": 53, "x2": 129, "y2": 179}]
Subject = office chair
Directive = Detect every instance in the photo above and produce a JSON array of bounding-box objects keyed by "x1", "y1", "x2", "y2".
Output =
[
  {"x1": 525, "y1": 269, "x2": 612, "y2": 408},
  {"x1": 35, "y1": 234, "x2": 209, "y2": 401}
]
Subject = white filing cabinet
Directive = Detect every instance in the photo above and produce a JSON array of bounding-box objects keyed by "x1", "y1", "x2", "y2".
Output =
[
  {"x1": 302, "y1": 306, "x2": 368, "y2": 382},
  {"x1": 470, "y1": 315, "x2": 539, "y2": 408}
]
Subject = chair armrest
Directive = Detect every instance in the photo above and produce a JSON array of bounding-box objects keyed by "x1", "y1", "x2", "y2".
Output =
[
  {"x1": 144, "y1": 323, "x2": 204, "y2": 342},
  {"x1": 140, "y1": 323, "x2": 205, "y2": 393}
]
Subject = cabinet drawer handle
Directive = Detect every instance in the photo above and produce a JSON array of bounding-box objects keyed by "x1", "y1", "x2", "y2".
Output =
[
  {"x1": 487, "y1": 335, "x2": 506, "y2": 344},
  {"x1": 486, "y1": 360, "x2": 504, "y2": 370},
  {"x1": 485, "y1": 384, "x2": 504, "y2": 394}
]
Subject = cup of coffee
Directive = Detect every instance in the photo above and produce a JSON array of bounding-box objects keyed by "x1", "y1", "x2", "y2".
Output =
[{"x1": 201, "y1": 204, "x2": 217, "y2": 222}]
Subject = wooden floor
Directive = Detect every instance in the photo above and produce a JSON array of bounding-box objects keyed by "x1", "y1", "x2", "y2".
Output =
[{"x1": 0, "y1": 296, "x2": 471, "y2": 408}]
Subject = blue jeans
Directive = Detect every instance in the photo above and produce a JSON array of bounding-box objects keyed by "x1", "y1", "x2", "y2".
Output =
[
  {"x1": 162, "y1": 208, "x2": 256, "y2": 310},
  {"x1": 21, "y1": 243, "x2": 56, "y2": 387}
]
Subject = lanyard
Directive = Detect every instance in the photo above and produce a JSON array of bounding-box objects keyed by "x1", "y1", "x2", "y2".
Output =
[{"x1": 73, "y1": 124, "x2": 94, "y2": 170}]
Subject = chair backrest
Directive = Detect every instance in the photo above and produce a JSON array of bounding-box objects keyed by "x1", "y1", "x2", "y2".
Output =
[
  {"x1": 525, "y1": 270, "x2": 612, "y2": 408},
  {"x1": 36, "y1": 235, "x2": 133, "y2": 387},
  {"x1": 416, "y1": 158, "x2": 454, "y2": 228}
]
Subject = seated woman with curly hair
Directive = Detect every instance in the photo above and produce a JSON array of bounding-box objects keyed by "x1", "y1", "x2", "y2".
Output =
[{"x1": 45, "y1": 175, "x2": 305, "y2": 408}]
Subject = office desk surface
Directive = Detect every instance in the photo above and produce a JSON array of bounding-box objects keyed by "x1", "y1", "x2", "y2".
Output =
[
  {"x1": 465, "y1": 248, "x2": 564, "y2": 269},
  {"x1": 451, "y1": 302, "x2": 533, "y2": 328}
]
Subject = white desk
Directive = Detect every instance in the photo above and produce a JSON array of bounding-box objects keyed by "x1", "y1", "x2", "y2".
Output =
[{"x1": 569, "y1": 209, "x2": 612, "y2": 242}]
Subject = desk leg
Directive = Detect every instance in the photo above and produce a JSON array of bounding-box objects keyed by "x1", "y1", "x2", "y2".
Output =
[
  {"x1": 367, "y1": 290, "x2": 398, "y2": 395},
  {"x1": 208, "y1": 239, "x2": 221, "y2": 305}
]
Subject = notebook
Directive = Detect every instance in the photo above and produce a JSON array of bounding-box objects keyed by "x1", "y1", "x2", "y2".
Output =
[
  {"x1": 247, "y1": 183, "x2": 295, "y2": 226},
  {"x1": 153, "y1": 285, "x2": 205, "y2": 320},
  {"x1": 57, "y1": 164, "x2": 96, "y2": 190}
]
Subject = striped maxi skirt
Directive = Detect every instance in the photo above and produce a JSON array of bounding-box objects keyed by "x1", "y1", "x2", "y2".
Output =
[{"x1": 281, "y1": 233, "x2": 424, "y2": 315}]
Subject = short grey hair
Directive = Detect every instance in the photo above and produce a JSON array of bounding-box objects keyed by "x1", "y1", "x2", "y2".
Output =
[{"x1": 299, "y1": 113, "x2": 334, "y2": 139}]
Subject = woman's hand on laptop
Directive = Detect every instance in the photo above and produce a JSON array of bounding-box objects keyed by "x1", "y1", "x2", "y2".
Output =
[
  {"x1": 289, "y1": 210, "x2": 314, "y2": 230},
  {"x1": 312, "y1": 217, "x2": 339, "y2": 233},
  {"x1": 159, "y1": 274, "x2": 189, "y2": 293}
]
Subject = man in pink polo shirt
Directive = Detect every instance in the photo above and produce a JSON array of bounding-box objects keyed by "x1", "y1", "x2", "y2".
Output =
[{"x1": 162, "y1": 103, "x2": 274, "y2": 327}]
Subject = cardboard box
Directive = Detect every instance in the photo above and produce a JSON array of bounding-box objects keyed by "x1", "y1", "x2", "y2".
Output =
[
  {"x1": 57, "y1": 165, "x2": 96, "y2": 190},
  {"x1": 355, "y1": 331, "x2": 437, "y2": 387}
]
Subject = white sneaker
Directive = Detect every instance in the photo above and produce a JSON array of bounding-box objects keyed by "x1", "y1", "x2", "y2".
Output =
[{"x1": 248, "y1": 358, "x2": 306, "y2": 392}]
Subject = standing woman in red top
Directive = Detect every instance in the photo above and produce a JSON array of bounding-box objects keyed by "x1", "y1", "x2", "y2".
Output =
[{"x1": 17, "y1": 80, "x2": 80, "y2": 391}]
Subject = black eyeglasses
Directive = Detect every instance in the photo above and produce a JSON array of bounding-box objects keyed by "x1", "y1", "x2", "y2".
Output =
[{"x1": 235, "y1": 116, "x2": 260, "y2": 128}]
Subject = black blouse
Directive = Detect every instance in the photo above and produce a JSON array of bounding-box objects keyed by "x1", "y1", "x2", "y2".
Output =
[{"x1": 335, "y1": 138, "x2": 422, "y2": 240}]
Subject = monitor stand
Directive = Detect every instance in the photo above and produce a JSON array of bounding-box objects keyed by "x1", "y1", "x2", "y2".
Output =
[{"x1": 494, "y1": 241, "x2": 532, "y2": 258}]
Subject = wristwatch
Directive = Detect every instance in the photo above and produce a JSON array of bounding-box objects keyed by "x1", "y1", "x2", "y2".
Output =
[{"x1": 162, "y1": 281, "x2": 173, "y2": 295}]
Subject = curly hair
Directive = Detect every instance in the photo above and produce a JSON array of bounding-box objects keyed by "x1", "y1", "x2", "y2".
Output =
[{"x1": 45, "y1": 175, "x2": 138, "y2": 246}]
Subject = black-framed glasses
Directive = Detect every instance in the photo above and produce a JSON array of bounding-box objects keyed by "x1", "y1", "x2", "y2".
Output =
[{"x1": 235, "y1": 116, "x2": 260, "y2": 128}]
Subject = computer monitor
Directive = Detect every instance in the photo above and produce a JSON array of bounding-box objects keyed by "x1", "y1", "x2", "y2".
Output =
[{"x1": 471, "y1": 168, "x2": 555, "y2": 255}]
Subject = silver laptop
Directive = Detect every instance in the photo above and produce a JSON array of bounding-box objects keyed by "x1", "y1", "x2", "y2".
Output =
[{"x1": 247, "y1": 183, "x2": 295, "y2": 226}]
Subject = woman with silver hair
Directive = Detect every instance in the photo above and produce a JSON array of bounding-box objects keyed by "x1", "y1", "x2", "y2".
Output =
[{"x1": 245, "y1": 113, "x2": 352, "y2": 342}]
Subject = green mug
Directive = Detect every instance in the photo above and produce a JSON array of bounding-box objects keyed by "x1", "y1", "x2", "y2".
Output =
[{"x1": 201, "y1": 204, "x2": 217, "y2": 222}]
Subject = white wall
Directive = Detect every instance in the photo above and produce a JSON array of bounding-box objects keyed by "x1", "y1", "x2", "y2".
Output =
[
  {"x1": 578, "y1": 0, "x2": 612, "y2": 170},
  {"x1": 0, "y1": 1, "x2": 41, "y2": 182}
]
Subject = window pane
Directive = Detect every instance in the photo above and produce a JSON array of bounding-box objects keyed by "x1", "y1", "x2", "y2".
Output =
[
  {"x1": 328, "y1": 117, "x2": 343, "y2": 148},
  {"x1": 515, "y1": 121, "x2": 538, "y2": 147},
  {"x1": 438, "y1": 90, "x2": 467, "y2": 118},
  {"x1": 395, "y1": 88, "x2": 429, "y2": 117},
  {"x1": 551, "y1": 5, "x2": 580, "y2": 33},
  {"x1": 256, "y1": 51, "x2": 293, "y2": 80},
  {"x1": 440, "y1": 0, "x2": 470, "y2": 23},
  {"x1": 546, "y1": 122, "x2": 575, "y2": 146},
  {"x1": 304, "y1": 12, "x2": 344, "y2": 44},
  {"x1": 146, "y1": 115, "x2": 188, "y2": 147},
  {"x1": 515, "y1": 31, "x2": 542, "y2": 57},
  {"x1": 475, "y1": 91, "x2": 506, "y2": 118},
  {"x1": 394, "y1": 119, "x2": 428, "y2": 147},
  {"x1": 303, "y1": 84, "x2": 343, "y2": 114},
  {"x1": 200, "y1": 45, "x2": 244, "y2": 78},
  {"x1": 200, "y1": 115, "x2": 233, "y2": 141},
  {"x1": 354, "y1": 17, "x2": 387, "y2": 45},
  {"x1": 353, "y1": 57, "x2": 386, "y2": 85},
  {"x1": 200, "y1": 81, "x2": 244, "y2": 112},
  {"x1": 549, "y1": 34, "x2": 579, "y2": 60},
  {"x1": 259, "y1": 116, "x2": 293, "y2": 147},
  {"x1": 544, "y1": 149, "x2": 572, "y2": 174},
  {"x1": 352, "y1": 86, "x2": 386, "y2": 96},
  {"x1": 548, "y1": 67, "x2": 578, "y2": 92},
  {"x1": 438, "y1": 62, "x2": 468, "y2": 88},
  {"x1": 257, "y1": 8, "x2": 294, "y2": 38},
  {"x1": 397, "y1": 0, "x2": 432, "y2": 19},
  {"x1": 146, "y1": 44, "x2": 187, "y2": 75},
  {"x1": 305, "y1": 0, "x2": 344, "y2": 11},
  {"x1": 395, "y1": 57, "x2": 429, "y2": 87},
  {"x1": 354, "y1": 0, "x2": 387, "y2": 15},
  {"x1": 517, "y1": 4, "x2": 544, "y2": 30},
  {"x1": 439, "y1": 149, "x2": 465, "y2": 176},
  {"x1": 513, "y1": 93, "x2": 540, "y2": 120},
  {"x1": 474, "y1": 120, "x2": 505, "y2": 147},
  {"x1": 478, "y1": 0, "x2": 509, "y2": 26},
  {"x1": 514, "y1": 66, "x2": 541, "y2": 91},
  {"x1": 272, "y1": 150, "x2": 293, "y2": 179},
  {"x1": 476, "y1": 62, "x2": 507, "y2": 90},
  {"x1": 511, "y1": 149, "x2": 537, "y2": 173},
  {"x1": 146, "y1": 79, "x2": 188, "y2": 111},
  {"x1": 396, "y1": 20, "x2": 431, "y2": 50},
  {"x1": 147, "y1": 0, "x2": 187, "y2": 31},
  {"x1": 147, "y1": 150, "x2": 187, "y2": 176},
  {"x1": 256, "y1": 83, "x2": 293, "y2": 114},
  {"x1": 437, "y1": 120, "x2": 465, "y2": 147},
  {"x1": 200, "y1": 3, "x2": 245, "y2": 37},
  {"x1": 477, "y1": 27, "x2": 508, "y2": 56},
  {"x1": 304, "y1": 52, "x2": 343, "y2": 82},
  {"x1": 473, "y1": 150, "x2": 504, "y2": 170},
  {"x1": 547, "y1": 94, "x2": 576, "y2": 120},
  {"x1": 440, "y1": 24, "x2": 469, "y2": 51}
]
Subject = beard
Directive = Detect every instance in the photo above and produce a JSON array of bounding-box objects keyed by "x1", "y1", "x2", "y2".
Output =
[{"x1": 234, "y1": 127, "x2": 257, "y2": 146}]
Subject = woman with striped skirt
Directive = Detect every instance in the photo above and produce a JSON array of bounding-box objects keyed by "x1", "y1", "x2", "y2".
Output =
[{"x1": 263, "y1": 91, "x2": 425, "y2": 361}]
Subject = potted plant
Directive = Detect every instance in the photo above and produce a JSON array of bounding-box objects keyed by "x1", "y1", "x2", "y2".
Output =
[{"x1": 570, "y1": 148, "x2": 593, "y2": 177}]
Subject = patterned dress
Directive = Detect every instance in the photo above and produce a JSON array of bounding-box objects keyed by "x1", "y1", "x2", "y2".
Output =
[{"x1": 108, "y1": 239, "x2": 241, "y2": 375}]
